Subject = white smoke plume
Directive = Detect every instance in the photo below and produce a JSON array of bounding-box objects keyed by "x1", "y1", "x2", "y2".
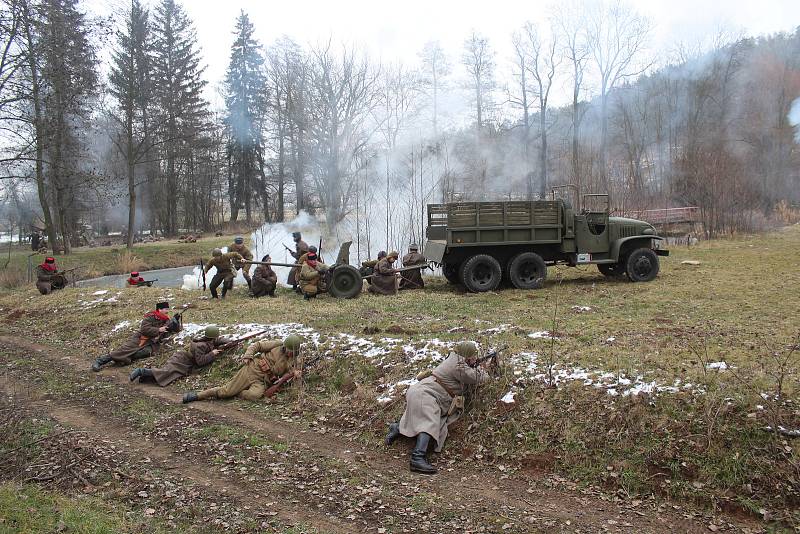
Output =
[{"x1": 790, "y1": 97, "x2": 800, "y2": 144}]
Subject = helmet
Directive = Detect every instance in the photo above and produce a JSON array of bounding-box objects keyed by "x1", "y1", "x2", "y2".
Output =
[
  {"x1": 261, "y1": 254, "x2": 270, "y2": 262},
  {"x1": 387, "y1": 250, "x2": 399, "y2": 260},
  {"x1": 455, "y1": 341, "x2": 477, "y2": 359},
  {"x1": 377, "y1": 250, "x2": 387, "y2": 259},
  {"x1": 409, "y1": 243, "x2": 419, "y2": 251},
  {"x1": 308, "y1": 245, "x2": 317, "y2": 253},
  {"x1": 204, "y1": 325, "x2": 220, "y2": 338},
  {"x1": 234, "y1": 236, "x2": 244, "y2": 244},
  {"x1": 156, "y1": 301, "x2": 169, "y2": 310},
  {"x1": 283, "y1": 335, "x2": 302, "y2": 352},
  {"x1": 292, "y1": 232, "x2": 301, "y2": 240},
  {"x1": 212, "y1": 248, "x2": 222, "y2": 256},
  {"x1": 131, "y1": 271, "x2": 139, "y2": 277}
]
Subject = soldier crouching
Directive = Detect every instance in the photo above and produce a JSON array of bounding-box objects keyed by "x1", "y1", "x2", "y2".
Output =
[
  {"x1": 385, "y1": 341, "x2": 489, "y2": 474},
  {"x1": 182, "y1": 335, "x2": 302, "y2": 404}
]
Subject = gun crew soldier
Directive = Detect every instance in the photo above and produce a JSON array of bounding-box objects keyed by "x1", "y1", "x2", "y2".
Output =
[
  {"x1": 92, "y1": 301, "x2": 181, "y2": 372},
  {"x1": 287, "y1": 231, "x2": 309, "y2": 293},
  {"x1": 126, "y1": 271, "x2": 144, "y2": 287},
  {"x1": 35, "y1": 256, "x2": 66, "y2": 295},
  {"x1": 367, "y1": 250, "x2": 399, "y2": 295},
  {"x1": 204, "y1": 248, "x2": 244, "y2": 299},
  {"x1": 229, "y1": 236, "x2": 254, "y2": 290},
  {"x1": 399, "y1": 244, "x2": 425, "y2": 290},
  {"x1": 360, "y1": 250, "x2": 387, "y2": 282},
  {"x1": 385, "y1": 341, "x2": 490, "y2": 474},
  {"x1": 182, "y1": 335, "x2": 303, "y2": 404},
  {"x1": 299, "y1": 249, "x2": 328, "y2": 300},
  {"x1": 129, "y1": 325, "x2": 232, "y2": 386},
  {"x1": 251, "y1": 254, "x2": 278, "y2": 298}
]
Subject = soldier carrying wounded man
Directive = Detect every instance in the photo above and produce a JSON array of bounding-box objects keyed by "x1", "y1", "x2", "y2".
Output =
[
  {"x1": 182, "y1": 335, "x2": 303, "y2": 404},
  {"x1": 385, "y1": 341, "x2": 490, "y2": 474}
]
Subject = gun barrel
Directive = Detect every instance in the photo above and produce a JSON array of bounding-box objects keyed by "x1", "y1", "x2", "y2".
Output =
[{"x1": 244, "y1": 261, "x2": 302, "y2": 268}]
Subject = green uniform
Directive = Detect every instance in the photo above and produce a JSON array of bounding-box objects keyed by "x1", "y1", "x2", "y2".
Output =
[
  {"x1": 204, "y1": 252, "x2": 243, "y2": 298},
  {"x1": 229, "y1": 243, "x2": 254, "y2": 286}
]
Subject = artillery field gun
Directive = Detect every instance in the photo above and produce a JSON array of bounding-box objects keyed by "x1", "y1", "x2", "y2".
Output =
[{"x1": 423, "y1": 190, "x2": 668, "y2": 293}]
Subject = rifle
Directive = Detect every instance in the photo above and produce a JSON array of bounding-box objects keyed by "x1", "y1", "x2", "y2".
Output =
[
  {"x1": 216, "y1": 329, "x2": 268, "y2": 352},
  {"x1": 166, "y1": 307, "x2": 190, "y2": 333},
  {"x1": 283, "y1": 243, "x2": 295, "y2": 257},
  {"x1": 264, "y1": 353, "x2": 323, "y2": 398},
  {"x1": 199, "y1": 259, "x2": 206, "y2": 291},
  {"x1": 244, "y1": 260, "x2": 303, "y2": 268},
  {"x1": 472, "y1": 344, "x2": 507, "y2": 375},
  {"x1": 139, "y1": 279, "x2": 158, "y2": 287},
  {"x1": 362, "y1": 263, "x2": 432, "y2": 280},
  {"x1": 318, "y1": 236, "x2": 324, "y2": 263}
]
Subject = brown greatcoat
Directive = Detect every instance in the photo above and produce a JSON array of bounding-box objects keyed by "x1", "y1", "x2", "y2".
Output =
[
  {"x1": 251, "y1": 264, "x2": 278, "y2": 297},
  {"x1": 228, "y1": 243, "x2": 253, "y2": 267},
  {"x1": 287, "y1": 239, "x2": 309, "y2": 285},
  {"x1": 150, "y1": 335, "x2": 232, "y2": 386},
  {"x1": 399, "y1": 251, "x2": 426, "y2": 289},
  {"x1": 35, "y1": 265, "x2": 58, "y2": 294},
  {"x1": 398, "y1": 351, "x2": 489, "y2": 452},
  {"x1": 196, "y1": 340, "x2": 297, "y2": 401},
  {"x1": 204, "y1": 252, "x2": 242, "y2": 279},
  {"x1": 299, "y1": 261, "x2": 327, "y2": 295},
  {"x1": 367, "y1": 257, "x2": 397, "y2": 295},
  {"x1": 109, "y1": 312, "x2": 172, "y2": 365}
]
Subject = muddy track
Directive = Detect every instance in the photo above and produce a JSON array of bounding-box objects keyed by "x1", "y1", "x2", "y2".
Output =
[{"x1": 0, "y1": 334, "x2": 759, "y2": 533}]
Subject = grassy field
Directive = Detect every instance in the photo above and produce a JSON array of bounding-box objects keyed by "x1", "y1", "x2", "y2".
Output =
[
  {"x1": 0, "y1": 233, "x2": 238, "y2": 284},
  {"x1": 1, "y1": 225, "x2": 798, "y2": 526}
]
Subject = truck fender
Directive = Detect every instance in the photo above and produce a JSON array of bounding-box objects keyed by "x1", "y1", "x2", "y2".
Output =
[
  {"x1": 423, "y1": 240, "x2": 447, "y2": 264},
  {"x1": 611, "y1": 236, "x2": 663, "y2": 262}
]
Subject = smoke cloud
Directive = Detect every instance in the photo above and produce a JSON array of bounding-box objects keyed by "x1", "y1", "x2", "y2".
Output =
[{"x1": 790, "y1": 97, "x2": 800, "y2": 144}]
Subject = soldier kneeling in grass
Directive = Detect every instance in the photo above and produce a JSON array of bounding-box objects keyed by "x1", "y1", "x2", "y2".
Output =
[
  {"x1": 385, "y1": 341, "x2": 489, "y2": 474},
  {"x1": 182, "y1": 335, "x2": 303, "y2": 404},
  {"x1": 129, "y1": 325, "x2": 233, "y2": 386}
]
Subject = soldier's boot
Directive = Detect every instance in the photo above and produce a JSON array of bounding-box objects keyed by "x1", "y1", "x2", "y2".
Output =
[
  {"x1": 210, "y1": 287, "x2": 219, "y2": 299},
  {"x1": 91, "y1": 354, "x2": 112, "y2": 372},
  {"x1": 409, "y1": 433, "x2": 437, "y2": 474},
  {"x1": 385, "y1": 422, "x2": 401, "y2": 446},
  {"x1": 129, "y1": 368, "x2": 154, "y2": 382},
  {"x1": 182, "y1": 391, "x2": 198, "y2": 404}
]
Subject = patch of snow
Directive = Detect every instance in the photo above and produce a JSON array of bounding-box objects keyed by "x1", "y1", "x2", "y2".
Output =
[
  {"x1": 112, "y1": 320, "x2": 131, "y2": 332},
  {"x1": 605, "y1": 336, "x2": 616, "y2": 344},
  {"x1": 500, "y1": 391, "x2": 516, "y2": 404},
  {"x1": 92, "y1": 290, "x2": 109, "y2": 296},
  {"x1": 571, "y1": 306, "x2": 592, "y2": 312},
  {"x1": 528, "y1": 331, "x2": 556, "y2": 340},
  {"x1": 707, "y1": 361, "x2": 728, "y2": 370},
  {"x1": 377, "y1": 378, "x2": 418, "y2": 403}
]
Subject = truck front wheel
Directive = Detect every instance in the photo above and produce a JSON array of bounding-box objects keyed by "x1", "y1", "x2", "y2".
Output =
[
  {"x1": 625, "y1": 248, "x2": 660, "y2": 282},
  {"x1": 508, "y1": 252, "x2": 547, "y2": 289},
  {"x1": 459, "y1": 255, "x2": 502, "y2": 293}
]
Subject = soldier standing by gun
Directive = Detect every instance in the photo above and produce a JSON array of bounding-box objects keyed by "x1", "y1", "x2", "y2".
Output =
[
  {"x1": 204, "y1": 248, "x2": 243, "y2": 299},
  {"x1": 182, "y1": 335, "x2": 303, "y2": 404},
  {"x1": 129, "y1": 326, "x2": 265, "y2": 386},
  {"x1": 286, "y1": 232, "x2": 309, "y2": 293},
  {"x1": 91, "y1": 301, "x2": 182, "y2": 371},
  {"x1": 385, "y1": 341, "x2": 490, "y2": 474},
  {"x1": 399, "y1": 244, "x2": 426, "y2": 290},
  {"x1": 229, "y1": 236, "x2": 254, "y2": 290},
  {"x1": 250, "y1": 254, "x2": 278, "y2": 298},
  {"x1": 367, "y1": 251, "x2": 400, "y2": 295},
  {"x1": 35, "y1": 257, "x2": 66, "y2": 295}
]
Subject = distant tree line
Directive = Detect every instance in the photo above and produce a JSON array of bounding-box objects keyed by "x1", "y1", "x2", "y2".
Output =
[{"x1": 0, "y1": 0, "x2": 798, "y2": 253}]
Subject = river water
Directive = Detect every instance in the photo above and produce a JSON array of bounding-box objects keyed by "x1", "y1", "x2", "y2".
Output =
[{"x1": 76, "y1": 266, "x2": 198, "y2": 288}]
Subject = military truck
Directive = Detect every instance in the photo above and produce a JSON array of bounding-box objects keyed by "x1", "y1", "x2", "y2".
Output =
[{"x1": 423, "y1": 192, "x2": 668, "y2": 292}]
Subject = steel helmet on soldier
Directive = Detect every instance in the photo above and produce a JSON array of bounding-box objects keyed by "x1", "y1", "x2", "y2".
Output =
[
  {"x1": 283, "y1": 335, "x2": 302, "y2": 352},
  {"x1": 308, "y1": 245, "x2": 317, "y2": 253},
  {"x1": 205, "y1": 325, "x2": 220, "y2": 339},
  {"x1": 212, "y1": 248, "x2": 222, "y2": 256},
  {"x1": 455, "y1": 341, "x2": 478, "y2": 359},
  {"x1": 377, "y1": 250, "x2": 387, "y2": 259},
  {"x1": 234, "y1": 236, "x2": 244, "y2": 244},
  {"x1": 409, "y1": 243, "x2": 419, "y2": 251},
  {"x1": 387, "y1": 250, "x2": 399, "y2": 259}
]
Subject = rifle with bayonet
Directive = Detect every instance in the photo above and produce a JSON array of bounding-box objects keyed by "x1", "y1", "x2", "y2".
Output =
[
  {"x1": 283, "y1": 243, "x2": 295, "y2": 258},
  {"x1": 138, "y1": 279, "x2": 158, "y2": 287},
  {"x1": 199, "y1": 259, "x2": 206, "y2": 291},
  {"x1": 216, "y1": 329, "x2": 268, "y2": 352},
  {"x1": 264, "y1": 352, "x2": 323, "y2": 398},
  {"x1": 166, "y1": 306, "x2": 191, "y2": 333}
]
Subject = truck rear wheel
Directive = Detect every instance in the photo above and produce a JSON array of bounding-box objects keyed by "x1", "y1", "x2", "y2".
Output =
[
  {"x1": 507, "y1": 252, "x2": 547, "y2": 289},
  {"x1": 459, "y1": 254, "x2": 502, "y2": 293},
  {"x1": 442, "y1": 263, "x2": 460, "y2": 284},
  {"x1": 597, "y1": 263, "x2": 625, "y2": 277},
  {"x1": 625, "y1": 248, "x2": 659, "y2": 282},
  {"x1": 328, "y1": 264, "x2": 364, "y2": 298}
]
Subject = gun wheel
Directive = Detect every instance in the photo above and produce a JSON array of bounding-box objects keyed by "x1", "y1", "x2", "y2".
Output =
[{"x1": 328, "y1": 265, "x2": 363, "y2": 298}]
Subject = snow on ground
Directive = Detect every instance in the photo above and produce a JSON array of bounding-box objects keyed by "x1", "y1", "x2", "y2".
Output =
[
  {"x1": 528, "y1": 331, "x2": 557, "y2": 340},
  {"x1": 112, "y1": 320, "x2": 131, "y2": 332},
  {"x1": 571, "y1": 306, "x2": 592, "y2": 313},
  {"x1": 500, "y1": 391, "x2": 516, "y2": 404},
  {"x1": 707, "y1": 361, "x2": 729, "y2": 370},
  {"x1": 78, "y1": 291, "x2": 122, "y2": 307},
  {"x1": 377, "y1": 379, "x2": 418, "y2": 404}
]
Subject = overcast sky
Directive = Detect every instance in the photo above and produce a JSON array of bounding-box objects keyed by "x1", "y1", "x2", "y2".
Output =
[{"x1": 87, "y1": 0, "x2": 800, "y2": 111}]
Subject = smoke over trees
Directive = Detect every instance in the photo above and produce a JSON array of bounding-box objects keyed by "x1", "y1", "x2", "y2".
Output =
[{"x1": 0, "y1": 0, "x2": 798, "y2": 254}]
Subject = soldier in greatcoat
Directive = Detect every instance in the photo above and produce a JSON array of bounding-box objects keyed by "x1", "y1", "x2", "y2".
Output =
[
  {"x1": 367, "y1": 251, "x2": 399, "y2": 295},
  {"x1": 287, "y1": 232, "x2": 309, "y2": 292},
  {"x1": 35, "y1": 256, "x2": 66, "y2": 295},
  {"x1": 299, "y1": 250, "x2": 328, "y2": 300},
  {"x1": 229, "y1": 236, "x2": 254, "y2": 289},
  {"x1": 385, "y1": 341, "x2": 489, "y2": 474},
  {"x1": 182, "y1": 335, "x2": 303, "y2": 403},
  {"x1": 359, "y1": 250, "x2": 387, "y2": 283},
  {"x1": 251, "y1": 254, "x2": 278, "y2": 298},
  {"x1": 399, "y1": 244, "x2": 426, "y2": 290},
  {"x1": 129, "y1": 325, "x2": 232, "y2": 386},
  {"x1": 204, "y1": 248, "x2": 244, "y2": 299},
  {"x1": 91, "y1": 301, "x2": 179, "y2": 371}
]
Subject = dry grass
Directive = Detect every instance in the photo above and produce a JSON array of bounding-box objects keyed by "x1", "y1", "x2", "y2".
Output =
[
  {"x1": 0, "y1": 268, "x2": 27, "y2": 289},
  {"x1": 113, "y1": 251, "x2": 147, "y2": 274}
]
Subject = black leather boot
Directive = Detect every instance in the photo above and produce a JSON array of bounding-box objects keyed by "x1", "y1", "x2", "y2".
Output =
[
  {"x1": 409, "y1": 432, "x2": 437, "y2": 474},
  {"x1": 129, "y1": 368, "x2": 143, "y2": 381},
  {"x1": 385, "y1": 422, "x2": 401, "y2": 446},
  {"x1": 129, "y1": 368, "x2": 154, "y2": 382},
  {"x1": 182, "y1": 391, "x2": 198, "y2": 404},
  {"x1": 91, "y1": 354, "x2": 112, "y2": 372}
]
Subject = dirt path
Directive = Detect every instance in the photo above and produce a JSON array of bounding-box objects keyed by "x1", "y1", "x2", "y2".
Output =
[{"x1": 0, "y1": 335, "x2": 760, "y2": 533}]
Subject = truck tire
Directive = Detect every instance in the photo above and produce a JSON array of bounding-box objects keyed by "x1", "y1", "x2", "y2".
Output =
[
  {"x1": 625, "y1": 248, "x2": 659, "y2": 282},
  {"x1": 507, "y1": 252, "x2": 547, "y2": 289},
  {"x1": 442, "y1": 263, "x2": 460, "y2": 285},
  {"x1": 459, "y1": 254, "x2": 502, "y2": 293},
  {"x1": 597, "y1": 263, "x2": 625, "y2": 277},
  {"x1": 328, "y1": 264, "x2": 364, "y2": 298}
]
